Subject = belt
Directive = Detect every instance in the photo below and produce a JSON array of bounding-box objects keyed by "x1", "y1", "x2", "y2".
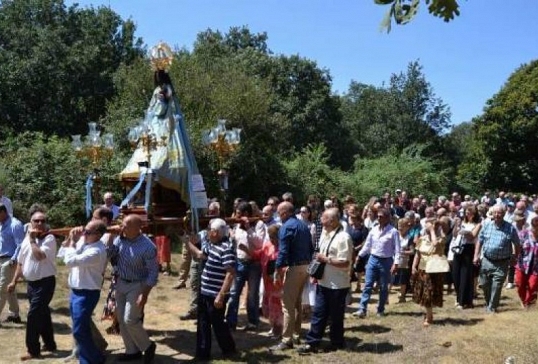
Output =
[
  {"x1": 371, "y1": 255, "x2": 392, "y2": 260},
  {"x1": 120, "y1": 278, "x2": 141, "y2": 283},
  {"x1": 289, "y1": 260, "x2": 310, "y2": 267},
  {"x1": 484, "y1": 256, "x2": 510, "y2": 263}
]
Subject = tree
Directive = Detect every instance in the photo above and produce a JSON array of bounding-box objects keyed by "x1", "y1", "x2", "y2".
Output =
[
  {"x1": 351, "y1": 144, "x2": 450, "y2": 201},
  {"x1": 376, "y1": 0, "x2": 462, "y2": 32},
  {"x1": 0, "y1": 0, "x2": 143, "y2": 137},
  {"x1": 459, "y1": 60, "x2": 538, "y2": 192},
  {"x1": 341, "y1": 61, "x2": 451, "y2": 159}
]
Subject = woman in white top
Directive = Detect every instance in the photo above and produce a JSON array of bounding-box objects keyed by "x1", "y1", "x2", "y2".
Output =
[{"x1": 451, "y1": 205, "x2": 482, "y2": 309}]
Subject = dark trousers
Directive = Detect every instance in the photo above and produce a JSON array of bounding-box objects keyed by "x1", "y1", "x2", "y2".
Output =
[
  {"x1": 452, "y1": 244, "x2": 475, "y2": 306},
  {"x1": 27, "y1": 276, "x2": 56, "y2": 356},
  {"x1": 306, "y1": 285, "x2": 348, "y2": 348},
  {"x1": 70, "y1": 289, "x2": 104, "y2": 364},
  {"x1": 196, "y1": 294, "x2": 236, "y2": 360}
]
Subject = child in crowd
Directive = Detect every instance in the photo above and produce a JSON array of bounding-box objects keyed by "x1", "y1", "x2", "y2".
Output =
[{"x1": 253, "y1": 225, "x2": 283, "y2": 338}]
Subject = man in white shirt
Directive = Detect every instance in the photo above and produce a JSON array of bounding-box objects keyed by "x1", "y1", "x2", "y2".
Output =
[
  {"x1": 297, "y1": 208, "x2": 353, "y2": 354},
  {"x1": 102, "y1": 192, "x2": 120, "y2": 220},
  {"x1": 63, "y1": 220, "x2": 108, "y2": 364},
  {"x1": 8, "y1": 209, "x2": 57, "y2": 361},
  {"x1": 0, "y1": 185, "x2": 13, "y2": 216}
]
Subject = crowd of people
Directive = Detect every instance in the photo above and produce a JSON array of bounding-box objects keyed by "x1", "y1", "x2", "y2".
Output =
[{"x1": 0, "y1": 186, "x2": 536, "y2": 362}]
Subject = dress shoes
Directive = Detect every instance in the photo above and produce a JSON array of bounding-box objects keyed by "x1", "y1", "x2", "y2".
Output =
[
  {"x1": 20, "y1": 353, "x2": 42, "y2": 361},
  {"x1": 144, "y1": 341, "x2": 157, "y2": 364},
  {"x1": 117, "y1": 351, "x2": 142, "y2": 361}
]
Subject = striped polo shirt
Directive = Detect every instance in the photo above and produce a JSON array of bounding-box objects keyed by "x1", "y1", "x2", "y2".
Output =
[{"x1": 201, "y1": 238, "x2": 236, "y2": 297}]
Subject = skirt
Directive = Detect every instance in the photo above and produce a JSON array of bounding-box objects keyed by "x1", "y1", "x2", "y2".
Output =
[{"x1": 412, "y1": 270, "x2": 444, "y2": 308}]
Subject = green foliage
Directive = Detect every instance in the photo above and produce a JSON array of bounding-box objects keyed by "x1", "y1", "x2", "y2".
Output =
[
  {"x1": 0, "y1": 0, "x2": 143, "y2": 137},
  {"x1": 460, "y1": 61, "x2": 538, "y2": 192},
  {"x1": 351, "y1": 145, "x2": 450, "y2": 201},
  {"x1": 377, "y1": 0, "x2": 462, "y2": 32},
  {"x1": 341, "y1": 61, "x2": 450, "y2": 161}
]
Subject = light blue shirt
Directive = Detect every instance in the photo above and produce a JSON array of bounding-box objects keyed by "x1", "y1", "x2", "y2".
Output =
[
  {"x1": 0, "y1": 215, "x2": 25, "y2": 262},
  {"x1": 359, "y1": 223, "x2": 401, "y2": 263},
  {"x1": 107, "y1": 234, "x2": 159, "y2": 287}
]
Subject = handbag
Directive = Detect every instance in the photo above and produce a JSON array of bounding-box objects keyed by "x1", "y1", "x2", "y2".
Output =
[
  {"x1": 307, "y1": 227, "x2": 341, "y2": 279},
  {"x1": 425, "y1": 255, "x2": 450, "y2": 273},
  {"x1": 450, "y1": 234, "x2": 464, "y2": 256},
  {"x1": 266, "y1": 259, "x2": 276, "y2": 276}
]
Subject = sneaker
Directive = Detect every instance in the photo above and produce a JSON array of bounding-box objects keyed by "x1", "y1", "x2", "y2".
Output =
[
  {"x1": 269, "y1": 342, "x2": 293, "y2": 352},
  {"x1": 352, "y1": 310, "x2": 366, "y2": 319},
  {"x1": 297, "y1": 344, "x2": 319, "y2": 355},
  {"x1": 376, "y1": 312, "x2": 386, "y2": 317},
  {"x1": 505, "y1": 283, "x2": 514, "y2": 289},
  {"x1": 456, "y1": 304, "x2": 463, "y2": 310},
  {"x1": 293, "y1": 336, "x2": 301, "y2": 346},
  {"x1": 3, "y1": 315, "x2": 22, "y2": 324},
  {"x1": 485, "y1": 307, "x2": 497, "y2": 314}
]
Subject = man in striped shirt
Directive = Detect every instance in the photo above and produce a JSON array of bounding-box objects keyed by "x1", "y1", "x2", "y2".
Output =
[
  {"x1": 188, "y1": 218, "x2": 237, "y2": 361},
  {"x1": 106, "y1": 215, "x2": 158, "y2": 363}
]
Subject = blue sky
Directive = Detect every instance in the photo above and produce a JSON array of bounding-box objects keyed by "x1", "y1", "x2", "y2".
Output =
[{"x1": 68, "y1": 0, "x2": 538, "y2": 125}]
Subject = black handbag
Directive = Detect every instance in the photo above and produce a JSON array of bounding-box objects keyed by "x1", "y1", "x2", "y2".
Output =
[
  {"x1": 266, "y1": 259, "x2": 276, "y2": 276},
  {"x1": 307, "y1": 227, "x2": 341, "y2": 279}
]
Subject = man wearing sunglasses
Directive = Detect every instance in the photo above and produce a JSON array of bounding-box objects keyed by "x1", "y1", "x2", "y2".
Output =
[
  {"x1": 8, "y1": 209, "x2": 57, "y2": 361},
  {"x1": 63, "y1": 220, "x2": 108, "y2": 364}
]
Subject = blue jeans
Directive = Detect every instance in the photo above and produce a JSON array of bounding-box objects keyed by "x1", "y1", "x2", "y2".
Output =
[
  {"x1": 226, "y1": 260, "x2": 261, "y2": 326},
  {"x1": 70, "y1": 289, "x2": 104, "y2": 364},
  {"x1": 359, "y1": 255, "x2": 393, "y2": 314},
  {"x1": 306, "y1": 285, "x2": 348, "y2": 348}
]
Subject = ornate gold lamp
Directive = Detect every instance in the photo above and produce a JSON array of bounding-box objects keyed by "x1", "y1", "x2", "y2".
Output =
[
  {"x1": 71, "y1": 122, "x2": 115, "y2": 215},
  {"x1": 202, "y1": 119, "x2": 241, "y2": 214}
]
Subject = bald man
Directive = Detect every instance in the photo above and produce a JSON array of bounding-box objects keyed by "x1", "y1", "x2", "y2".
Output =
[{"x1": 106, "y1": 215, "x2": 158, "y2": 363}]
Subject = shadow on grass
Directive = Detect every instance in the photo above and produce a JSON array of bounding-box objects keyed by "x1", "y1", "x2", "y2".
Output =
[
  {"x1": 51, "y1": 305, "x2": 71, "y2": 317},
  {"x1": 347, "y1": 337, "x2": 404, "y2": 354},
  {"x1": 388, "y1": 311, "x2": 424, "y2": 317},
  {"x1": 435, "y1": 317, "x2": 484, "y2": 326},
  {"x1": 146, "y1": 327, "x2": 290, "y2": 363},
  {"x1": 52, "y1": 321, "x2": 72, "y2": 334},
  {"x1": 346, "y1": 323, "x2": 391, "y2": 334}
]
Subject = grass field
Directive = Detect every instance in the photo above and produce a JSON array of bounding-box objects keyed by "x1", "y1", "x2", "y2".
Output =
[{"x1": 1, "y1": 253, "x2": 537, "y2": 364}]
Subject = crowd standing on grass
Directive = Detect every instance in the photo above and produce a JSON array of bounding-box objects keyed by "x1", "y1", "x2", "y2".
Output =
[{"x1": 0, "y1": 188, "x2": 536, "y2": 361}]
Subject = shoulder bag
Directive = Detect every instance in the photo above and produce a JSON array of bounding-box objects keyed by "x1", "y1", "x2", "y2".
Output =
[{"x1": 307, "y1": 227, "x2": 341, "y2": 279}]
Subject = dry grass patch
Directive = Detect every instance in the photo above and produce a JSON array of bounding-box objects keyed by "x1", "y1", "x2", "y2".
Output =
[{"x1": 0, "y1": 254, "x2": 537, "y2": 363}]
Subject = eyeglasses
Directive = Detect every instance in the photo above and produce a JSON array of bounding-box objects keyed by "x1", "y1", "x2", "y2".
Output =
[
  {"x1": 32, "y1": 219, "x2": 46, "y2": 223},
  {"x1": 83, "y1": 229, "x2": 97, "y2": 236}
]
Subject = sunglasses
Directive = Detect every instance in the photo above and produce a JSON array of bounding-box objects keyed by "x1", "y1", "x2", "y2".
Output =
[
  {"x1": 83, "y1": 229, "x2": 97, "y2": 236},
  {"x1": 32, "y1": 219, "x2": 46, "y2": 223}
]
